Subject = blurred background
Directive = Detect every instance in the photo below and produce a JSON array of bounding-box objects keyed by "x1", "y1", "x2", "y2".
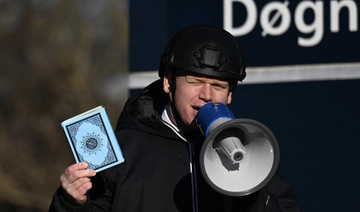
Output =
[
  {"x1": 0, "y1": 0, "x2": 128, "y2": 211},
  {"x1": 1, "y1": 0, "x2": 360, "y2": 212}
]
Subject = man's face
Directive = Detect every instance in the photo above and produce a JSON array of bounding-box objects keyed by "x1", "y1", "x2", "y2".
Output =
[{"x1": 163, "y1": 69, "x2": 232, "y2": 131}]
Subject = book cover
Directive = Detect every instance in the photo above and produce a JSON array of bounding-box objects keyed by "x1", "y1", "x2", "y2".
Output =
[{"x1": 61, "y1": 106, "x2": 124, "y2": 172}]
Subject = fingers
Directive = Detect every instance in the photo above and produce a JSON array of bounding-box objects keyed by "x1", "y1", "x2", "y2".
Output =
[
  {"x1": 61, "y1": 163, "x2": 96, "y2": 184},
  {"x1": 60, "y1": 162, "x2": 96, "y2": 205},
  {"x1": 61, "y1": 162, "x2": 88, "y2": 181},
  {"x1": 65, "y1": 179, "x2": 93, "y2": 205}
]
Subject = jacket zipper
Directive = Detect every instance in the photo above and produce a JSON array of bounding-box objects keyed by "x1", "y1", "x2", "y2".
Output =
[
  {"x1": 155, "y1": 114, "x2": 199, "y2": 212},
  {"x1": 188, "y1": 141, "x2": 199, "y2": 212}
]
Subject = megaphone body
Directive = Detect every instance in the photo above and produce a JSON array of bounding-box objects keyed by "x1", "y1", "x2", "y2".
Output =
[{"x1": 196, "y1": 102, "x2": 280, "y2": 197}]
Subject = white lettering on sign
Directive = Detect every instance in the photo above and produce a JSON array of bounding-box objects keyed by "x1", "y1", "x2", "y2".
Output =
[
  {"x1": 224, "y1": 0, "x2": 359, "y2": 47},
  {"x1": 295, "y1": 1, "x2": 324, "y2": 47},
  {"x1": 261, "y1": 1, "x2": 291, "y2": 37},
  {"x1": 224, "y1": 0, "x2": 257, "y2": 36},
  {"x1": 331, "y1": 0, "x2": 358, "y2": 32}
]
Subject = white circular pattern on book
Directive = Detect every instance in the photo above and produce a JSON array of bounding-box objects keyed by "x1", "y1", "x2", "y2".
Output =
[{"x1": 76, "y1": 122, "x2": 109, "y2": 166}]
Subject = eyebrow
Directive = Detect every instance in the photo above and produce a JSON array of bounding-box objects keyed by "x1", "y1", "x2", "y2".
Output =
[
  {"x1": 190, "y1": 75, "x2": 228, "y2": 82},
  {"x1": 185, "y1": 75, "x2": 229, "y2": 86},
  {"x1": 175, "y1": 69, "x2": 230, "y2": 85}
]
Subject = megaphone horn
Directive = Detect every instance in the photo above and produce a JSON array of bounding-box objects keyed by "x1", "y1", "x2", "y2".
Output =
[{"x1": 196, "y1": 102, "x2": 280, "y2": 197}]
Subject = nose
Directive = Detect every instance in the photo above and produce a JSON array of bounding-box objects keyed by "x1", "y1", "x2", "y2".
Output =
[{"x1": 199, "y1": 84, "x2": 213, "y2": 102}]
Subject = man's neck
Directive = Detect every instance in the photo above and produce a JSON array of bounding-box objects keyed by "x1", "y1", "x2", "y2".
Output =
[
  {"x1": 161, "y1": 104, "x2": 180, "y2": 132},
  {"x1": 163, "y1": 103, "x2": 205, "y2": 140},
  {"x1": 166, "y1": 103, "x2": 187, "y2": 131}
]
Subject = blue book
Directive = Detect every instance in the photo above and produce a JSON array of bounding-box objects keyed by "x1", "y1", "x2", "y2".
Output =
[{"x1": 61, "y1": 106, "x2": 124, "y2": 172}]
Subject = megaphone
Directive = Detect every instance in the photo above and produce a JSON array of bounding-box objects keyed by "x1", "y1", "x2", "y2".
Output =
[{"x1": 196, "y1": 102, "x2": 280, "y2": 196}]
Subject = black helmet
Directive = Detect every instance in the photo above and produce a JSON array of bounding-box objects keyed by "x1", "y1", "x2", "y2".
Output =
[{"x1": 159, "y1": 24, "x2": 246, "y2": 88}]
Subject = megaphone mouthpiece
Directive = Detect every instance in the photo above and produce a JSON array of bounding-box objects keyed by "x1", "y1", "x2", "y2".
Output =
[{"x1": 196, "y1": 102, "x2": 235, "y2": 137}]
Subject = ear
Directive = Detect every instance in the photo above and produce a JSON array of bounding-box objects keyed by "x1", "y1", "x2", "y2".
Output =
[
  {"x1": 227, "y1": 92, "x2": 232, "y2": 105},
  {"x1": 163, "y1": 68, "x2": 172, "y2": 94}
]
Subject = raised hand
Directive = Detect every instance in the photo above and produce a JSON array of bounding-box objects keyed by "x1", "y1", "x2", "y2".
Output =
[{"x1": 60, "y1": 162, "x2": 96, "y2": 205}]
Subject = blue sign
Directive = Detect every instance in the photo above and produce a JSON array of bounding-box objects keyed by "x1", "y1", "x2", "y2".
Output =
[{"x1": 130, "y1": 0, "x2": 359, "y2": 71}]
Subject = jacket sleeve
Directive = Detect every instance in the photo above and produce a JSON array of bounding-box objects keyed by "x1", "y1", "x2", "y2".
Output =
[
  {"x1": 48, "y1": 173, "x2": 113, "y2": 212},
  {"x1": 244, "y1": 174, "x2": 301, "y2": 212},
  {"x1": 232, "y1": 167, "x2": 302, "y2": 212},
  {"x1": 261, "y1": 175, "x2": 302, "y2": 212}
]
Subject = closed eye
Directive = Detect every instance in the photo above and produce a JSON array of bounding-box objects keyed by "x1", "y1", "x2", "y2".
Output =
[{"x1": 211, "y1": 84, "x2": 228, "y2": 90}]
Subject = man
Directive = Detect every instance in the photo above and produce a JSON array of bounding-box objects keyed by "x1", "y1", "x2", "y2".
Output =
[{"x1": 49, "y1": 25, "x2": 301, "y2": 212}]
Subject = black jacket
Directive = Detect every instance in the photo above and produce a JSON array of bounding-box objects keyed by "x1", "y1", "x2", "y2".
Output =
[{"x1": 49, "y1": 79, "x2": 301, "y2": 212}]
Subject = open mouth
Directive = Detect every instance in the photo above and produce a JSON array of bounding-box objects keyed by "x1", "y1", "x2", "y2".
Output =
[{"x1": 192, "y1": 106, "x2": 201, "y2": 111}]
